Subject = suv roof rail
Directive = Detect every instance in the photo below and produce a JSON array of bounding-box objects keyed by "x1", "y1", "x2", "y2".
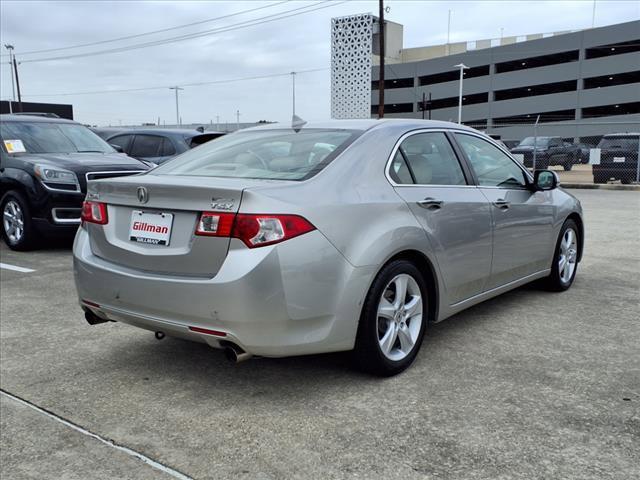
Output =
[{"x1": 12, "y1": 112, "x2": 61, "y2": 118}]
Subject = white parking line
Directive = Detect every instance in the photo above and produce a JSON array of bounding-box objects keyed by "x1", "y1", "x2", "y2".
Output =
[
  {"x1": 1, "y1": 390, "x2": 193, "y2": 480},
  {"x1": 0, "y1": 262, "x2": 36, "y2": 273}
]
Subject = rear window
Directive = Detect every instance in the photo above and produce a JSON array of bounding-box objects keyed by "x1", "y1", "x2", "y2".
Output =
[
  {"x1": 153, "y1": 129, "x2": 360, "y2": 180},
  {"x1": 597, "y1": 136, "x2": 639, "y2": 151}
]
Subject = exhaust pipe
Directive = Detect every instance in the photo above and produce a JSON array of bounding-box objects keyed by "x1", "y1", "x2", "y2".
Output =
[
  {"x1": 155, "y1": 331, "x2": 166, "y2": 340},
  {"x1": 223, "y1": 343, "x2": 252, "y2": 363},
  {"x1": 84, "y1": 310, "x2": 110, "y2": 325}
]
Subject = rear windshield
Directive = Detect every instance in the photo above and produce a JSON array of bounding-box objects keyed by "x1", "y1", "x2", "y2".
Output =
[
  {"x1": 154, "y1": 129, "x2": 359, "y2": 180},
  {"x1": 597, "y1": 136, "x2": 639, "y2": 151},
  {"x1": 0, "y1": 121, "x2": 114, "y2": 154},
  {"x1": 518, "y1": 137, "x2": 550, "y2": 147}
]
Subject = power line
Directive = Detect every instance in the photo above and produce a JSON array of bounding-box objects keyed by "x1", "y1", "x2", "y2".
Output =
[
  {"x1": 0, "y1": 1, "x2": 290, "y2": 58},
  {"x1": 20, "y1": 1, "x2": 346, "y2": 64},
  {"x1": 23, "y1": 67, "x2": 328, "y2": 97}
]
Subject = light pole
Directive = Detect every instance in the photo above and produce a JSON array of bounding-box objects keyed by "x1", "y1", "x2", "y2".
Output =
[
  {"x1": 454, "y1": 63, "x2": 469, "y2": 124},
  {"x1": 236, "y1": 110, "x2": 240, "y2": 130},
  {"x1": 291, "y1": 71, "x2": 296, "y2": 117},
  {"x1": 4, "y1": 44, "x2": 16, "y2": 104},
  {"x1": 169, "y1": 86, "x2": 183, "y2": 126}
]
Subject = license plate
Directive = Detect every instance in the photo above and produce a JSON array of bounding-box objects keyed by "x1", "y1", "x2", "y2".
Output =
[
  {"x1": 613, "y1": 157, "x2": 625, "y2": 163},
  {"x1": 129, "y1": 211, "x2": 173, "y2": 246}
]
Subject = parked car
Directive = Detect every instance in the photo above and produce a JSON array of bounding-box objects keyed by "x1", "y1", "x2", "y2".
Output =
[
  {"x1": 92, "y1": 128, "x2": 225, "y2": 164},
  {"x1": 0, "y1": 114, "x2": 151, "y2": 250},
  {"x1": 576, "y1": 143, "x2": 593, "y2": 164},
  {"x1": 592, "y1": 133, "x2": 639, "y2": 184},
  {"x1": 510, "y1": 136, "x2": 580, "y2": 171},
  {"x1": 74, "y1": 120, "x2": 583, "y2": 376}
]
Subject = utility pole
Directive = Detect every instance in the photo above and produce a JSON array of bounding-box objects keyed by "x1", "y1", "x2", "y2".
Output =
[
  {"x1": 236, "y1": 110, "x2": 240, "y2": 130},
  {"x1": 13, "y1": 55, "x2": 22, "y2": 111},
  {"x1": 454, "y1": 63, "x2": 469, "y2": 124},
  {"x1": 591, "y1": 0, "x2": 597, "y2": 28},
  {"x1": 216, "y1": 115, "x2": 220, "y2": 130},
  {"x1": 446, "y1": 10, "x2": 451, "y2": 56},
  {"x1": 291, "y1": 71, "x2": 297, "y2": 117},
  {"x1": 377, "y1": 0, "x2": 385, "y2": 119},
  {"x1": 169, "y1": 86, "x2": 183, "y2": 126}
]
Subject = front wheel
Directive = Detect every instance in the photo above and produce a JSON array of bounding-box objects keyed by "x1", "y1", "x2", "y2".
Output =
[
  {"x1": 1, "y1": 191, "x2": 36, "y2": 251},
  {"x1": 544, "y1": 219, "x2": 580, "y2": 292},
  {"x1": 353, "y1": 260, "x2": 428, "y2": 376}
]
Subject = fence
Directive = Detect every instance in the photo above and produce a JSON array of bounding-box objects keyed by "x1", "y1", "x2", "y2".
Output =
[{"x1": 466, "y1": 120, "x2": 640, "y2": 185}]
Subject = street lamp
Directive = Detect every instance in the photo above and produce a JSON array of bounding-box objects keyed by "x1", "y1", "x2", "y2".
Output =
[
  {"x1": 454, "y1": 63, "x2": 469, "y2": 124},
  {"x1": 4, "y1": 44, "x2": 16, "y2": 104},
  {"x1": 169, "y1": 86, "x2": 183, "y2": 126}
]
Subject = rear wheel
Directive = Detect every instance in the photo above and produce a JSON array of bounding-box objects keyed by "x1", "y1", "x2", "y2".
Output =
[
  {"x1": 544, "y1": 219, "x2": 579, "y2": 291},
  {"x1": 354, "y1": 260, "x2": 427, "y2": 376},
  {"x1": 563, "y1": 161, "x2": 573, "y2": 171},
  {"x1": 1, "y1": 191, "x2": 36, "y2": 251}
]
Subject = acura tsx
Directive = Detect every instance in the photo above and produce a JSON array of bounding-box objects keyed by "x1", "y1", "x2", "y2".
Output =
[{"x1": 73, "y1": 119, "x2": 583, "y2": 376}]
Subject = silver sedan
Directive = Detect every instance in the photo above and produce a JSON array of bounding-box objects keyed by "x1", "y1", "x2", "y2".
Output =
[{"x1": 73, "y1": 120, "x2": 583, "y2": 376}]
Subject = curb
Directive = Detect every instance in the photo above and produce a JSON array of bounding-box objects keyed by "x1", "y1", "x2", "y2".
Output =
[{"x1": 561, "y1": 183, "x2": 640, "y2": 191}]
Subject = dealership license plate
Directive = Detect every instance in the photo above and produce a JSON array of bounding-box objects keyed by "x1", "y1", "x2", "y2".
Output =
[
  {"x1": 129, "y1": 211, "x2": 173, "y2": 246},
  {"x1": 613, "y1": 157, "x2": 626, "y2": 163}
]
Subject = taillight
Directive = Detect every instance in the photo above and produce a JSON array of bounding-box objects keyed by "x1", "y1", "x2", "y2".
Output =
[
  {"x1": 194, "y1": 212, "x2": 315, "y2": 247},
  {"x1": 81, "y1": 201, "x2": 108, "y2": 225},
  {"x1": 232, "y1": 214, "x2": 315, "y2": 248},
  {"x1": 195, "y1": 212, "x2": 235, "y2": 236}
]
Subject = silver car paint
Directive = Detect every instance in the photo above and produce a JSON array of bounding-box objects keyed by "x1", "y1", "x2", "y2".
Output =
[{"x1": 73, "y1": 119, "x2": 583, "y2": 357}]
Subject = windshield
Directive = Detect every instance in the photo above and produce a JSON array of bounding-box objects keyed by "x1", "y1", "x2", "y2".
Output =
[
  {"x1": 0, "y1": 121, "x2": 115, "y2": 154},
  {"x1": 153, "y1": 129, "x2": 359, "y2": 180},
  {"x1": 518, "y1": 137, "x2": 550, "y2": 147},
  {"x1": 597, "y1": 136, "x2": 639, "y2": 151}
]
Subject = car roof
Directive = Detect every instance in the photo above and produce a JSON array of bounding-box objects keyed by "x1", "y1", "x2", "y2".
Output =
[
  {"x1": 101, "y1": 128, "x2": 224, "y2": 138},
  {"x1": 602, "y1": 132, "x2": 640, "y2": 137},
  {"x1": 0, "y1": 113, "x2": 78, "y2": 124},
  {"x1": 240, "y1": 118, "x2": 477, "y2": 133}
]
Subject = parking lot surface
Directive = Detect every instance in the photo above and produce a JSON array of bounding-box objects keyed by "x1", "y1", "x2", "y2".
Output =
[{"x1": 1, "y1": 189, "x2": 638, "y2": 480}]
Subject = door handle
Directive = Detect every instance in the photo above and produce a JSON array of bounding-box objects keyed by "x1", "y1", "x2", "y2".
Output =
[
  {"x1": 493, "y1": 199, "x2": 510, "y2": 210},
  {"x1": 417, "y1": 197, "x2": 443, "y2": 210}
]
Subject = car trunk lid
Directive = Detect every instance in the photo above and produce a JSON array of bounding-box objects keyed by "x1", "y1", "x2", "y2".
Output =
[{"x1": 85, "y1": 175, "x2": 262, "y2": 277}]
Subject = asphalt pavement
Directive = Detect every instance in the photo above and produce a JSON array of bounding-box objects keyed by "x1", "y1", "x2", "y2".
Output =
[{"x1": 1, "y1": 189, "x2": 638, "y2": 480}]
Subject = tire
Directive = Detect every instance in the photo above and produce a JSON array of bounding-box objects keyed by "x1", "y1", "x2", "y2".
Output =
[
  {"x1": 563, "y1": 160, "x2": 573, "y2": 171},
  {"x1": 1, "y1": 190, "x2": 36, "y2": 251},
  {"x1": 353, "y1": 259, "x2": 428, "y2": 376},
  {"x1": 543, "y1": 219, "x2": 580, "y2": 292},
  {"x1": 593, "y1": 173, "x2": 606, "y2": 184}
]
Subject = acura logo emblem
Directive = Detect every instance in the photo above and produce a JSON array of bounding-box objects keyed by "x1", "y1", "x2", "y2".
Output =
[{"x1": 137, "y1": 187, "x2": 148, "y2": 204}]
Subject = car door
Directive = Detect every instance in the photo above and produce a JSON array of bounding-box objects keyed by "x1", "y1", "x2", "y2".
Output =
[
  {"x1": 389, "y1": 130, "x2": 493, "y2": 305},
  {"x1": 129, "y1": 134, "x2": 164, "y2": 163},
  {"x1": 453, "y1": 132, "x2": 554, "y2": 290}
]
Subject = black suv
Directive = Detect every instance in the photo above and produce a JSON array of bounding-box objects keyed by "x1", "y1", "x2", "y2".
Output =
[
  {"x1": 510, "y1": 136, "x2": 580, "y2": 171},
  {"x1": 593, "y1": 133, "x2": 639, "y2": 184},
  {"x1": 1, "y1": 114, "x2": 151, "y2": 250}
]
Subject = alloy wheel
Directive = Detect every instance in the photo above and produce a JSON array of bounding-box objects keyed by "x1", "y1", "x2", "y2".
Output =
[
  {"x1": 3, "y1": 200, "x2": 24, "y2": 244},
  {"x1": 558, "y1": 227, "x2": 578, "y2": 284},
  {"x1": 376, "y1": 274, "x2": 423, "y2": 361}
]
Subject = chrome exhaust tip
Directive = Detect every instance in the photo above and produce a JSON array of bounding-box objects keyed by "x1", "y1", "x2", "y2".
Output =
[{"x1": 223, "y1": 343, "x2": 252, "y2": 363}]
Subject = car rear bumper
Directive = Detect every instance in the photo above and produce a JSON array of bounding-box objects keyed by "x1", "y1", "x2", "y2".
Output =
[{"x1": 73, "y1": 227, "x2": 373, "y2": 357}]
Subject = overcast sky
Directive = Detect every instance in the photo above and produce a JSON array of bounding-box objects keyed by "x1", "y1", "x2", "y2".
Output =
[{"x1": 1, "y1": 0, "x2": 637, "y2": 126}]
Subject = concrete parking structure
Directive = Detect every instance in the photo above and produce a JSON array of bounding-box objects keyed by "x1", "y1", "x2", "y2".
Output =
[{"x1": 1, "y1": 189, "x2": 638, "y2": 479}]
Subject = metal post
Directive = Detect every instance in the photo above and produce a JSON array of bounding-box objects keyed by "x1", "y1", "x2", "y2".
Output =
[
  {"x1": 454, "y1": 63, "x2": 468, "y2": 124},
  {"x1": 236, "y1": 110, "x2": 240, "y2": 130},
  {"x1": 591, "y1": 0, "x2": 597, "y2": 28},
  {"x1": 421, "y1": 92, "x2": 425, "y2": 120},
  {"x1": 4, "y1": 44, "x2": 16, "y2": 102},
  {"x1": 377, "y1": 0, "x2": 385, "y2": 119},
  {"x1": 446, "y1": 10, "x2": 451, "y2": 56},
  {"x1": 428, "y1": 92, "x2": 432, "y2": 120},
  {"x1": 636, "y1": 133, "x2": 640, "y2": 183},
  {"x1": 169, "y1": 86, "x2": 183, "y2": 126},
  {"x1": 532, "y1": 115, "x2": 540, "y2": 172},
  {"x1": 291, "y1": 71, "x2": 296, "y2": 117}
]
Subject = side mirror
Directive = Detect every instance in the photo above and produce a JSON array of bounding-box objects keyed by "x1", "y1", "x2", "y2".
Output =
[
  {"x1": 533, "y1": 170, "x2": 559, "y2": 191},
  {"x1": 110, "y1": 144, "x2": 124, "y2": 153}
]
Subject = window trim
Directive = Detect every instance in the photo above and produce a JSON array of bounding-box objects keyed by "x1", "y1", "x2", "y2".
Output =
[
  {"x1": 384, "y1": 129, "x2": 474, "y2": 188},
  {"x1": 451, "y1": 131, "x2": 534, "y2": 190}
]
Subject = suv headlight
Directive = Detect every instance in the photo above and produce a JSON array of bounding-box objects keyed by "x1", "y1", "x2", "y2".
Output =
[{"x1": 34, "y1": 165, "x2": 80, "y2": 191}]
